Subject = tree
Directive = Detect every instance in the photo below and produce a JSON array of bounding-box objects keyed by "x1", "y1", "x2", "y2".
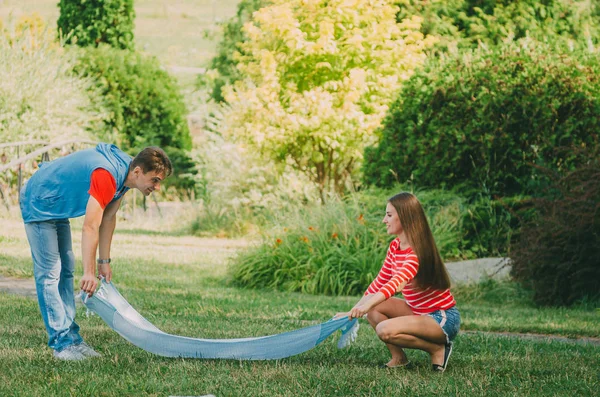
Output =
[
  {"x1": 219, "y1": 0, "x2": 435, "y2": 201},
  {"x1": 57, "y1": 0, "x2": 135, "y2": 50},
  {"x1": 198, "y1": 0, "x2": 266, "y2": 102},
  {"x1": 396, "y1": 0, "x2": 600, "y2": 53}
]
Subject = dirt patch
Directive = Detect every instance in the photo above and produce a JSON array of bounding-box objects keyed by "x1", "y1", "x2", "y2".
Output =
[{"x1": 0, "y1": 275, "x2": 36, "y2": 298}]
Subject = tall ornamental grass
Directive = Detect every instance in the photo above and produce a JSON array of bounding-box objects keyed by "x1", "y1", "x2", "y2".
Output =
[
  {"x1": 230, "y1": 188, "x2": 472, "y2": 296},
  {"x1": 0, "y1": 15, "x2": 105, "y2": 200},
  {"x1": 0, "y1": 15, "x2": 103, "y2": 144},
  {"x1": 188, "y1": 122, "x2": 320, "y2": 237}
]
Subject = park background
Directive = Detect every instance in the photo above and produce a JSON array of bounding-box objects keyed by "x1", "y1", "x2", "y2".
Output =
[{"x1": 0, "y1": 0, "x2": 599, "y2": 396}]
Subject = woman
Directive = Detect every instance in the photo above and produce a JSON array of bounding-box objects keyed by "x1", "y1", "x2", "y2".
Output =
[{"x1": 337, "y1": 192, "x2": 460, "y2": 372}]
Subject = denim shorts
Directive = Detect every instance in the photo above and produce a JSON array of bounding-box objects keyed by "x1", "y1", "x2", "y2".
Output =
[{"x1": 426, "y1": 306, "x2": 460, "y2": 344}]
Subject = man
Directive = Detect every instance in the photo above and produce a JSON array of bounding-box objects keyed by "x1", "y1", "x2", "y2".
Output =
[{"x1": 20, "y1": 143, "x2": 172, "y2": 361}]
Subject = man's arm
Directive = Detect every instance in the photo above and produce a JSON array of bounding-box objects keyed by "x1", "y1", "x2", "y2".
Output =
[
  {"x1": 97, "y1": 197, "x2": 123, "y2": 282},
  {"x1": 80, "y1": 196, "x2": 105, "y2": 297}
]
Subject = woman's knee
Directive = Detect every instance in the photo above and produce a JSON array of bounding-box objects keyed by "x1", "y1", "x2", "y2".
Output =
[{"x1": 375, "y1": 321, "x2": 397, "y2": 343}]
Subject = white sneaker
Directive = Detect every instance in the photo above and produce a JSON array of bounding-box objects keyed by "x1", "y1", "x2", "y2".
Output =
[
  {"x1": 53, "y1": 345, "x2": 87, "y2": 361},
  {"x1": 74, "y1": 342, "x2": 102, "y2": 358}
]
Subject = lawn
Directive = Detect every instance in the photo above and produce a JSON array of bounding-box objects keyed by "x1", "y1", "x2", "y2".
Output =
[{"x1": 0, "y1": 216, "x2": 598, "y2": 396}]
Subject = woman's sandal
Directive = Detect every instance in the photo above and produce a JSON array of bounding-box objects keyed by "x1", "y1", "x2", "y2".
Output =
[
  {"x1": 379, "y1": 361, "x2": 411, "y2": 369},
  {"x1": 432, "y1": 342, "x2": 453, "y2": 373}
]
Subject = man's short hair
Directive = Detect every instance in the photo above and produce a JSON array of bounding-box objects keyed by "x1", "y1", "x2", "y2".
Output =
[{"x1": 131, "y1": 147, "x2": 173, "y2": 177}]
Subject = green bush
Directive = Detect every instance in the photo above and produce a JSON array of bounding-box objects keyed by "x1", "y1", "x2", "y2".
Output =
[
  {"x1": 72, "y1": 45, "x2": 195, "y2": 190},
  {"x1": 198, "y1": 0, "x2": 266, "y2": 102},
  {"x1": 201, "y1": 0, "x2": 600, "y2": 102},
  {"x1": 363, "y1": 44, "x2": 600, "y2": 197},
  {"x1": 510, "y1": 148, "x2": 600, "y2": 306},
  {"x1": 397, "y1": 0, "x2": 600, "y2": 53},
  {"x1": 460, "y1": 194, "x2": 521, "y2": 258},
  {"x1": 230, "y1": 188, "x2": 478, "y2": 296},
  {"x1": 57, "y1": 0, "x2": 135, "y2": 50}
]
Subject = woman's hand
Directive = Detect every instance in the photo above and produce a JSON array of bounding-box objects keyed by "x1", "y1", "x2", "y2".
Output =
[
  {"x1": 334, "y1": 305, "x2": 369, "y2": 320},
  {"x1": 349, "y1": 304, "x2": 369, "y2": 319}
]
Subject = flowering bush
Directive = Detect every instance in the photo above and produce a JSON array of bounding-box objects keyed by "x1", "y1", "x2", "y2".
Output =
[
  {"x1": 217, "y1": 0, "x2": 436, "y2": 199},
  {"x1": 230, "y1": 188, "x2": 472, "y2": 296}
]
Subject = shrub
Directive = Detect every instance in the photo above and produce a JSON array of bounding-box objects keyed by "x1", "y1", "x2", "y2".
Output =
[
  {"x1": 72, "y1": 45, "x2": 195, "y2": 191},
  {"x1": 57, "y1": 0, "x2": 135, "y2": 50},
  {"x1": 230, "y1": 193, "x2": 389, "y2": 296},
  {"x1": 198, "y1": 0, "x2": 266, "y2": 102},
  {"x1": 363, "y1": 43, "x2": 600, "y2": 198},
  {"x1": 396, "y1": 0, "x2": 600, "y2": 53},
  {"x1": 230, "y1": 188, "x2": 473, "y2": 296},
  {"x1": 510, "y1": 148, "x2": 600, "y2": 306},
  {"x1": 202, "y1": 0, "x2": 600, "y2": 102},
  {"x1": 460, "y1": 194, "x2": 520, "y2": 258},
  {"x1": 218, "y1": 0, "x2": 436, "y2": 199}
]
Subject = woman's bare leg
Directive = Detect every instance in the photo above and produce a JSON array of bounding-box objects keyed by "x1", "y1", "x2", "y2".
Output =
[
  {"x1": 375, "y1": 315, "x2": 447, "y2": 366},
  {"x1": 366, "y1": 298, "x2": 414, "y2": 366}
]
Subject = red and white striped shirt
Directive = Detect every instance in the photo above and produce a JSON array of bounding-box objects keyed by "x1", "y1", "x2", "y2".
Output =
[{"x1": 365, "y1": 238, "x2": 456, "y2": 315}]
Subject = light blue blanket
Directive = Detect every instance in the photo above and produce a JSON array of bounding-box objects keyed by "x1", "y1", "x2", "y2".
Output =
[{"x1": 80, "y1": 281, "x2": 359, "y2": 360}]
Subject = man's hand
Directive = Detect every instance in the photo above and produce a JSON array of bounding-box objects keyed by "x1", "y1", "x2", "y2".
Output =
[
  {"x1": 80, "y1": 273, "x2": 98, "y2": 297},
  {"x1": 97, "y1": 262, "x2": 112, "y2": 283}
]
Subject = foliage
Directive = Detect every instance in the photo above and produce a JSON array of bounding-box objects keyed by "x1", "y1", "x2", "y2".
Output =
[
  {"x1": 363, "y1": 43, "x2": 600, "y2": 198},
  {"x1": 72, "y1": 45, "x2": 195, "y2": 191},
  {"x1": 511, "y1": 148, "x2": 600, "y2": 306},
  {"x1": 460, "y1": 194, "x2": 521, "y2": 258},
  {"x1": 0, "y1": 15, "x2": 107, "y2": 202},
  {"x1": 203, "y1": 0, "x2": 600, "y2": 102},
  {"x1": 231, "y1": 188, "x2": 484, "y2": 296},
  {"x1": 218, "y1": 0, "x2": 436, "y2": 200},
  {"x1": 188, "y1": 123, "x2": 319, "y2": 237},
  {"x1": 198, "y1": 0, "x2": 266, "y2": 102},
  {"x1": 0, "y1": 16, "x2": 102, "y2": 146},
  {"x1": 396, "y1": 0, "x2": 600, "y2": 53},
  {"x1": 1, "y1": 12, "x2": 57, "y2": 50},
  {"x1": 57, "y1": 0, "x2": 135, "y2": 50}
]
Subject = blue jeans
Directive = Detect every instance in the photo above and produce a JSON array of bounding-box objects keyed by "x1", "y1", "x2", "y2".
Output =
[{"x1": 23, "y1": 219, "x2": 83, "y2": 351}]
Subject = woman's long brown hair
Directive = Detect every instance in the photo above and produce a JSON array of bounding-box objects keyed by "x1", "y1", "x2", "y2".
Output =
[{"x1": 389, "y1": 192, "x2": 451, "y2": 290}]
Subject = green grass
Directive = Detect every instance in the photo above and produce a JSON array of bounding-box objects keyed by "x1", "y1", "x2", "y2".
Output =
[{"x1": 0, "y1": 217, "x2": 599, "y2": 396}]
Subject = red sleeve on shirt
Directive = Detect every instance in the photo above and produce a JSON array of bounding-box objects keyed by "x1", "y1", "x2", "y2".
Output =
[
  {"x1": 88, "y1": 168, "x2": 117, "y2": 209},
  {"x1": 364, "y1": 240, "x2": 420, "y2": 299},
  {"x1": 364, "y1": 239, "x2": 398, "y2": 297}
]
